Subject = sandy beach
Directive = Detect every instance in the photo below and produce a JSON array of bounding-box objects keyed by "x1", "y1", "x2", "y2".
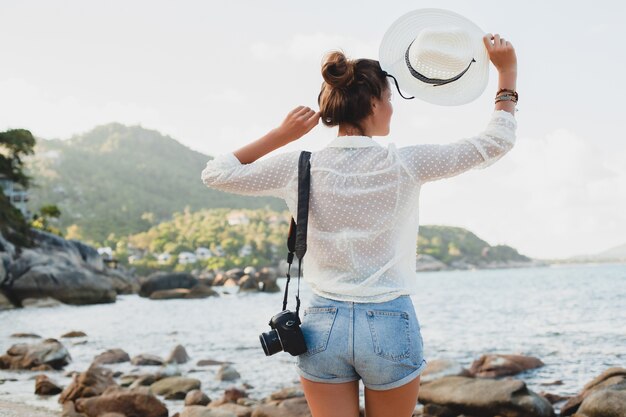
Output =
[{"x1": 0, "y1": 401, "x2": 59, "y2": 417}]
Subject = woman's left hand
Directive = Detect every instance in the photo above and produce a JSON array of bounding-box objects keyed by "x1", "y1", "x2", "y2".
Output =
[{"x1": 275, "y1": 106, "x2": 321, "y2": 142}]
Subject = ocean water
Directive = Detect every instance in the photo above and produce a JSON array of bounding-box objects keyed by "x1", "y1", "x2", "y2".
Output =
[{"x1": 0, "y1": 263, "x2": 625, "y2": 414}]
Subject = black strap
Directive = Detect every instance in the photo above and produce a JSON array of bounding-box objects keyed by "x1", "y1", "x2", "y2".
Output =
[{"x1": 282, "y1": 151, "x2": 312, "y2": 317}]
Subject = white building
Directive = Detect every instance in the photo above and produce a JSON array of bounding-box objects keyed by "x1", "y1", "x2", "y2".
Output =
[
  {"x1": 157, "y1": 252, "x2": 172, "y2": 264},
  {"x1": 239, "y1": 244, "x2": 253, "y2": 257},
  {"x1": 0, "y1": 174, "x2": 31, "y2": 219},
  {"x1": 178, "y1": 251, "x2": 197, "y2": 264},
  {"x1": 97, "y1": 247, "x2": 114, "y2": 260},
  {"x1": 227, "y1": 211, "x2": 250, "y2": 226},
  {"x1": 195, "y1": 247, "x2": 213, "y2": 260}
]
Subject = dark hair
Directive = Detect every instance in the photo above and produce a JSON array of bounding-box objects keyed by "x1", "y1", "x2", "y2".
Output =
[{"x1": 318, "y1": 50, "x2": 389, "y2": 135}]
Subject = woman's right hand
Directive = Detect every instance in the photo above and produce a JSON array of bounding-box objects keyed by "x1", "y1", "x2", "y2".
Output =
[{"x1": 483, "y1": 33, "x2": 517, "y2": 74}]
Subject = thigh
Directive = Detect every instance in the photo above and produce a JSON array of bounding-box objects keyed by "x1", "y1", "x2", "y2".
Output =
[
  {"x1": 364, "y1": 375, "x2": 421, "y2": 417},
  {"x1": 300, "y1": 376, "x2": 360, "y2": 417}
]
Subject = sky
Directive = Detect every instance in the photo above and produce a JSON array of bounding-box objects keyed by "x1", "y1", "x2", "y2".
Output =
[{"x1": 1, "y1": 1, "x2": 625, "y2": 260}]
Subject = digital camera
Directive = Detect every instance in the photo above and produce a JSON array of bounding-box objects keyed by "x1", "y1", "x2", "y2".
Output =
[{"x1": 259, "y1": 310, "x2": 307, "y2": 356}]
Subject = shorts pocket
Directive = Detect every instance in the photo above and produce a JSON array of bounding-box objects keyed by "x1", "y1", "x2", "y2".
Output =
[
  {"x1": 366, "y1": 309, "x2": 411, "y2": 363},
  {"x1": 301, "y1": 307, "x2": 338, "y2": 357}
]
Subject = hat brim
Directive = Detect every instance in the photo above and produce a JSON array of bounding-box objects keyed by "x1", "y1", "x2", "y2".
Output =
[{"x1": 379, "y1": 8, "x2": 489, "y2": 106}]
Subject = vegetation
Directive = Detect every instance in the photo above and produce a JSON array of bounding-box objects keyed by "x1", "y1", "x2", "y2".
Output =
[
  {"x1": 25, "y1": 123, "x2": 288, "y2": 243},
  {"x1": 0, "y1": 129, "x2": 36, "y2": 248}
]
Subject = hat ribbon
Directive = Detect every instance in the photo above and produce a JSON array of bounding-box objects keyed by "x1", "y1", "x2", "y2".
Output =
[
  {"x1": 404, "y1": 40, "x2": 476, "y2": 87},
  {"x1": 382, "y1": 71, "x2": 415, "y2": 100}
]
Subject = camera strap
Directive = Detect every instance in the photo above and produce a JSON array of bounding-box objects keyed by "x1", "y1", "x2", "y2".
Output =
[{"x1": 282, "y1": 150, "x2": 312, "y2": 317}]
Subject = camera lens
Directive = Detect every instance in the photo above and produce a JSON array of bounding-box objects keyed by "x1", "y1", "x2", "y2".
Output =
[{"x1": 259, "y1": 329, "x2": 283, "y2": 356}]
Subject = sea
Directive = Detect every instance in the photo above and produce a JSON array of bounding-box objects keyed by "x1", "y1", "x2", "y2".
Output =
[{"x1": 1, "y1": 263, "x2": 625, "y2": 414}]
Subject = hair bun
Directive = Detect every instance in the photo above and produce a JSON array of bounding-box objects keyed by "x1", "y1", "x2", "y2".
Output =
[{"x1": 321, "y1": 50, "x2": 355, "y2": 89}]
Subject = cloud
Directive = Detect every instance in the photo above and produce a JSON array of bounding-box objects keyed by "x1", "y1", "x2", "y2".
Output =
[
  {"x1": 250, "y1": 32, "x2": 378, "y2": 63},
  {"x1": 420, "y1": 127, "x2": 626, "y2": 259}
]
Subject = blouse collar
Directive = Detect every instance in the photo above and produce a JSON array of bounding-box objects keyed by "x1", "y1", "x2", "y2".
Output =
[{"x1": 325, "y1": 135, "x2": 383, "y2": 148}]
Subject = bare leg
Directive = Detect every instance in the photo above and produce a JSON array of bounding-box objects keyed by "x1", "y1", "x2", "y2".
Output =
[
  {"x1": 364, "y1": 376, "x2": 420, "y2": 417},
  {"x1": 300, "y1": 376, "x2": 360, "y2": 417}
]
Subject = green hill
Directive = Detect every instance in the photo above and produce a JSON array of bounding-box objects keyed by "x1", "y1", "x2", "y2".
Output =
[{"x1": 24, "y1": 123, "x2": 287, "y2": 243}]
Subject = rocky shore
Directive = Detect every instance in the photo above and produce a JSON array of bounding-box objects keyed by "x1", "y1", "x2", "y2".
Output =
[{"x1": 0, "y1": 335, "x2": 624, "y2": 417}]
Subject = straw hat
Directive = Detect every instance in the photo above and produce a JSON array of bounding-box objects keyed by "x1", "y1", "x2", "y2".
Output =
[{"x1": 379, "y1": 8, "x2": 489, "y2": 106}]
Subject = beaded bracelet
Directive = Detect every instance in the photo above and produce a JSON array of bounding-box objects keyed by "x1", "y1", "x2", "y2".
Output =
[
  {"x1": 495, "y1": 94, "x2": 518, "y2": 103},
  {"x1": 496, "y1": 88, "x2": 519, "y2": 101}
]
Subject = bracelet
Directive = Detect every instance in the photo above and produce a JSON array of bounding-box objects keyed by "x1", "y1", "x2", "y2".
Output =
[
  {"x1": 495, "y1": 95, "x2": 518, "y2": 104},
  {"x1": 496, "y1": 88, "x2": 518, "y2": 101}
]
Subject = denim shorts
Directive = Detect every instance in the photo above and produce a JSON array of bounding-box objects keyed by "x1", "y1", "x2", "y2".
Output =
[{"x1": 295, "y1": 293, "x2": 428, "y2": 391}]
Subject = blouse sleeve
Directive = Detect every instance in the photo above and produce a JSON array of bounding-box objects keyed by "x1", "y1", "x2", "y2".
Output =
[
  {"x1": 397, "y1": 109, "x2": 517, "y2": 184},
  {"x1": 200, "y1": 149, "x2": 300, "y2": 199}
]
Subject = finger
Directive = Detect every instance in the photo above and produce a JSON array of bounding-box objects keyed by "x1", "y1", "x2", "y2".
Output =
[
  {"x1": 295, "y1": 106, "x2": 311, "y2": 117},
  {"x1": 493, "y1": 34, "x2": 501, "y2": 48},
  {"x1": 288, "y1": 105, "x2": 305, "y2": 117},
  {"x1": 307, "y1": 111, "x2": 321, "y2": 123},
  {"x1": 483, "y1": 33, "x2": 493, "y2": 50}
]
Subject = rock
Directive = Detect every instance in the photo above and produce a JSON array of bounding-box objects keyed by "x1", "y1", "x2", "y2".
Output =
[
  {"x1": 150, "y1": 288, "x2": 191, "y2": 299},
  {"x1": 0, "y1": 290, "x2": 15, "y2": 310},
  {"x1": 421, "y1": 359, "x2": 470, "y2": 383},
  {"x1": 93, "y1": 348, "x2": 130, "y2": 365},
  {"x1": 21, "y1": 297, "x2": 64, "y2": 308},
  {"x1": 223, "y1": 278, "x2": 239, "y2": 287},
  {"x1": 155, "y1": 363, "x2": 182, "y2": 379},
  {"x1": 251, "y1": 397, "x2": 312, "y2": 417},
  {"x1": 238, "y1": 275, "x2": 259, "y2": 292},
  {"x1": 469, "y1": 353, "x2": 545, "y2": 377},
  {"x1": 577, "y1": 389, "x2": 626, "y2": 416},
  {"x1": 130, "y1": 354, "x2": 164, "y2": 366},
  {"x1": 167, "y1": 344, "x2": 190, "y2": 364},
  {"x1": 139, "y1": 272, "x2": 199, "y2": 297},
  {"x1": 415, "y1": 254, "x2": 448, "y2": 272},
  {"x1": 561, "y1": 367, "x2": 626, "y2": 416},
  {"x1": 59, "y1": 364, "x2": 117, "y2": 403},
  {"x1": 10, "y1": 332, "x2": 42, "y2": 338},
  {"x1": 197, "y1": 359, "x2": 233, "y2": 367},
  {"x1": 181, "y1": 406, "x2": 238, "y2": 417},
  {"x1": 6, "y1": 229, "x2": 119, "y2": 305},
  {"x1": 418, "y1": 375, "x2": 555, "y2": 417},
  {"x1": 186, "y1": 284, "x2": 219, "y2": 299},
  {"x1": 538, "y1": 391, "x2": 571, "y2": 404},
  {"x1": 101, "y1": 413, "x2": 126, "y2": 417},
  {"x1": 269, "y1": 386, "x2": 304, "y2": 400},
  {"x1": 129, "y1": 374, "x2": 157, "y2": 389},
  {"x1": 150, "y1": 376, "x2": 201, "y2": 400},
  {"x1": 75, "y1": 386, "x2": 168, "y2": 417},
  {"x1": 223, "y1": 387, "x2": 248, "y2": 403},
  {"x1": 61, "y1": 331, "x2": 87, "y2": 338},
  {"x1": 35, "y1": 374, "x2": 63, "y2": 395},
  {"x1": 104, "y1": 266, "x2": 140, "y2": 295},
  {"x1": 215, "y1": 403, "x2": 253, "y2": 417},
  {"x1": 185, "y1": 389, "x2": 211, "y2": 406},
  {"x1": 62, "y1": 401, "x2": 85, "y2": 417},
  {"x1": 217, "y1": 364, "x2": 241, "y2": 381},
  {"x1": 259, "y1": 278, "x2": 280, "y2": 293},
  {"x1": 0, "y1": 338, "x2": 71, "y2": 370}
]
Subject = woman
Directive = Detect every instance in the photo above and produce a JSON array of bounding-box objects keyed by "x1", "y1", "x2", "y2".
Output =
[{"x1": 201, "y1": 32, "x2": 517, "y2": 417}]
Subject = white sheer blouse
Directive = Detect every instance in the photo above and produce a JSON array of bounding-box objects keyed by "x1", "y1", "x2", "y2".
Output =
[{"x1": 201, "y1": 109, "x2": 517, "y2": 302}]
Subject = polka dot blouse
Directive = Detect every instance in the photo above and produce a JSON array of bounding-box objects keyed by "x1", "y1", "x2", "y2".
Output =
[{"x1": 201, "y1": 109, "x2": 517, "y2": 303}]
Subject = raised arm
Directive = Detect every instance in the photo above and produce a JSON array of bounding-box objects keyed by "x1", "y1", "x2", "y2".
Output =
[
  {"x1": 396, "y1": 33, "x2": 518, "y2": 184},
  {"x1": 200, "y1": 106, "x2": 320, "y2": 198}
]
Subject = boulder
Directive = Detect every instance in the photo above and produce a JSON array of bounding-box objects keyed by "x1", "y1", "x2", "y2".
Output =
[
  {"x1": 166, "y1": 344, "x2": 190, "y2": 364},
  {"x1": 75, "y1": 386, "x2": 168, "y2": 417},
  {"x1": 421, "y1": 359, "x2": 470, "y2": 383},
  {"x1": 181, "y1": 406, "x2": 237, "y2": 417},
  {"x1": 35, "y1": 374, "x2": 63, "y2": 395},
  {"x1": 214, "y1": 403, "x2": 253, "y2": 417},
  {"x1": 186, "y1": 284, "x2": 219, "y2": 299},
  {"x1": 0, "y1": 338, "x2": 71, "y2": 370},
  {"x1": 10, "y1": 332, "x2": 42, "y2": 338},
  {"x1": 269, "y1": 386, "x2": 304, "y2": 401},
  {"x1": 577, "y1": 389, "x2": 626, "y2": 417},
  {"x1": 21, "y1": 297, "x2": 64, "y2": 308},
  {"x1": 251, "y1": 397, "x2": 312, "y2": 417},
  {"x1": 130, "y1": 354, "x2": 164, "y2": 366},
  {"x1": 128, "y1": 374, "x2": 158, "y2": 389},
  {"x1": 561, "y1": 367, "x2": 626, "y2": 416},
  {"x1": 61, "y1": 331, "x2": 87, "y2": 338},
  {"x1": 93, "y1": 348, "x2": 130, "y2": 365},
  {"x1": 150, "y1": 376, "x2": 201, "y2": 400},
  {"x1": 59, "y1": 364, "x2": 117, "y2": 403},
  {"x1": 259, "y1": 278, "x2": 280, "y2": 293},
  {"x1": 469, "y1": 353, "x2": 545, "y2": 377},
  {"x1": 0, "y1": 290, "x2": 15, "y2": 310},
  {"x1": 238, "y1": 275, "x2": 259, "y2": 292},
  {"x1": 139, "y1": 272, "x2": 199, "y2": 297},
  {"x1": 418, "y1": 375, "x2": 555, "y2": 417},
  {"x1": 217, "y1": 364, "x2": 241, "y2": 381},
  {"x1": 150, "y1": 288, "x2": 191, "y2": 300},
  {"x1": 197, "y1": 359, "x2": 233, "y2": 367},
  {"x1": 223, "y1": 387, "x2": 247, "y2": 403},
  {"x1": 185, "y1": 389, "x2": 211, "y2": 406},
  {"x1": 103, "y1": 266, "x2": 140, "y2": 294}
]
